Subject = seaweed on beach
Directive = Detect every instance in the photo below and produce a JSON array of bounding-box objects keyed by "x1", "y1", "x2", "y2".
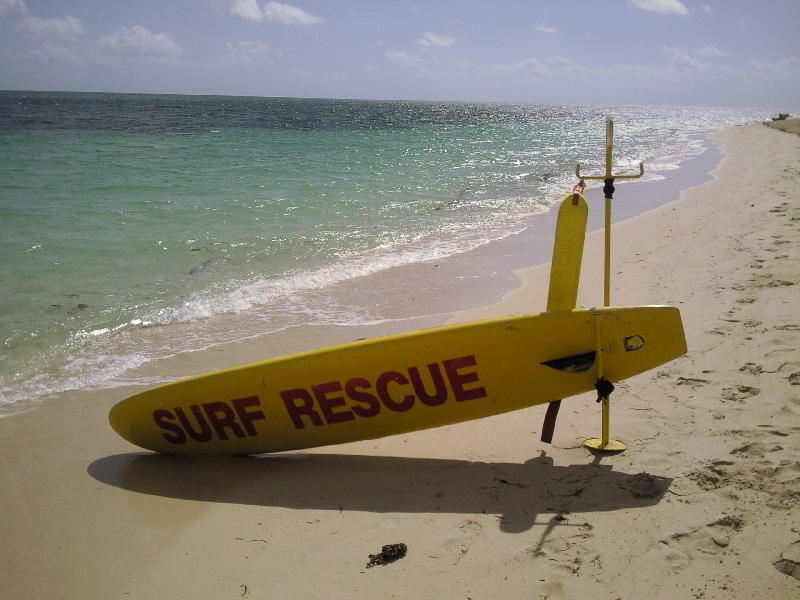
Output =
[{"x1": 366, "y1": 543, "x2": 407, "y2": 568}]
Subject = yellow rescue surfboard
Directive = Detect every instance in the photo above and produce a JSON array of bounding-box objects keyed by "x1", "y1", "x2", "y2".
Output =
[{"x1": 109, "y1": 306, "x2": 686, "y2": 455}]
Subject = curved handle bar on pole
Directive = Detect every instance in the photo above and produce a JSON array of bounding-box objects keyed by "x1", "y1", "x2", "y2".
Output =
[{"x1": 575, "y1": 162, "x2": 644, "y2": 181}]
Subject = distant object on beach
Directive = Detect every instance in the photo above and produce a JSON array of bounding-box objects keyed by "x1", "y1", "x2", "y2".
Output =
[{"x1": 765, "y1": 116, "x2": 800, "y2": 136}]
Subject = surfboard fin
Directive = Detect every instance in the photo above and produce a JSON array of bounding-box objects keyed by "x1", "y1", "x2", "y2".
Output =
[{"x1": 540, "y1": 400, "x2": 561, "y2": 444}]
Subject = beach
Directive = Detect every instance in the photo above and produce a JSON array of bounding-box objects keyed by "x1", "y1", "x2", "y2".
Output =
[{"x1": 1, "y1": 121, "x2": 799, "y2": 599}]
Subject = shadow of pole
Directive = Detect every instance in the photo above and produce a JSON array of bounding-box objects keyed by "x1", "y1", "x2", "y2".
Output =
[{"x1": 88, "y1": 450, "x2": 671, "y2": 534}]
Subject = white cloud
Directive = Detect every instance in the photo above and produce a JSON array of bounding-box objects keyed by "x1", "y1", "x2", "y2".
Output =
[
  {"x1": 99, "y1": 26, "x2": 183, "y2": 60},
  {"x1": 494, "y1": 57, "x2": 550, "y2": 76},
  {"x1": 264, "y1": 2, "x2": 323, "y2": 25},
  {"x1": 214, "y1": 40, "x2": 277, "y2": 66},
  {"x1": 385, "y1": 50, "x2": 426, "y2": 67},
  {"x1": 662, "y1": 46, "x2": 702, "y2": 69},
  {"x1": 218, "y1": 0, "x2": 263, "y2": 22},
  {"x1": 29, "y1": 43, "x2": 80, "y2": 63},
  {"x1": 385, "y1": 50, "x2": 590, "y2": 79},
  {"x1": 535, "y1": 24, "x2": 557, "y2": 34},
  {"x1": 380, "y1": 47, "x2": 799, "y2": 107},
  {"x1": 15, "y1": 15, "x2": 86, "y2": 40},
  {"x1": 628, "y1": 0, "x2": 688, "y2": 16},
  {"x1": 417, "y1": 32, "x2": 455, "y2": 48},
  {"x1": 746, "y1": 57, "x2": 800, "y2": 77},
  {"x1": 491, "y1": 55, "x2": 581, "y2": 77},
  {"x1": 701, "y1": 5, "x2": 712, "y2": 13},
  {"x1": 695, "y1": 43, "x2": 727, "y2": 58},
  {"x1": 0, "y1": 0, "x2": 27, "y2": 16}
]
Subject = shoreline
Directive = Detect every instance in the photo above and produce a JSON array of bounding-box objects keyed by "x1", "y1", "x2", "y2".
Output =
[
  {"x1": 2, "y1": 123, "x2": 799, "y2": 598},
  {"x1": 1, "y1": 130, "x2": 722, "y2": 417}
]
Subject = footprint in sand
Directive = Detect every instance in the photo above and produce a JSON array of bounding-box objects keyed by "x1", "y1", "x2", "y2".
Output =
[
  {"x1": 692, "y1": 456, "x2": 800, "y2": 511},
  {"x1": 644, "y1": 515, "x2": 744, "y2": 577},
  {"x1": 766, "y1": 279, "x2": 796, "y2": 287},
  {"x1": 433, "y1": 519, "x2": 482, "y2": 565},
  {"x1": 721, "y1": 386, "x2": 760, "y2": 401},
  {"x1": 774, "y1": 541, "x2": 800, "y2": 580},
  {"x1": 619, "y1": 472, "x2": 668, "y2": 499},
  {"x1": 527, "y1": 528, "x2": 595, "y2": 578},
  {"x1": 640, "y1": 539, "x2": 692, "y2": 574},
  {"x1": 729, "y1": 442, "x2": 768, "y2": 458},
  {"x1": 765, "y1": 348, "x2": 796, "y2": 358},
  {"x1": 676, "y1": 377, "x2": 710, "y2": 388},
  {"x1": 706, "y1": 327, "x2": 731, "y2": 336}
]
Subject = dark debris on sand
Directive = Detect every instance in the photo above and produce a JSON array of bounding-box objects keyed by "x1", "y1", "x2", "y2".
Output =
[{"x1": 366, "y1": 543, "x2": 407, "y2": 568}]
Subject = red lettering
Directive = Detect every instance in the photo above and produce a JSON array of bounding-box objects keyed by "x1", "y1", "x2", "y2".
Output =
[
  {"x1": 280, "y1": 388, "x2": 324, "y2": 429},
  {"x1": 376, "y1": 371, "x2": 415, "y2": 412},
  {"x1": 443, "y1": 355, "x2": 487, "y2": 402},
  {"x1": 174, "y1": 405, "x2": 212, "y2": 442},
  {"x1": 408, "y1": 363, "x2": 448, "y2": 407},
  {"x1": 202, "y1": 402, "x2": 246, "y2": 440},
  {"x1": 153, "y1": 409, "x2": 186, "y2": 445},
  {"x1": 312, "y1": 381, "x2": 356, "y2": 425},
  {"x1": 232, "y1": 396, "x2": 266, "y2": 436},
  {"x1": 345, "y1": 378, "x2": 381, "y2": 418}
]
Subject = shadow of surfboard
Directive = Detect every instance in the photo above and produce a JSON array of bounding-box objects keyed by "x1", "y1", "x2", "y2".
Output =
[{"x1": 88, "y1": 451, "x2": 670, "y2": 534}]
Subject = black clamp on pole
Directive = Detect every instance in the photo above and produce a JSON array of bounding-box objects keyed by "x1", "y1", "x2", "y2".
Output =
[
  {"x1": 603, "y1": 178, "x2": 615, "y2": 200},
  {"x1": 594, "y1": 377, "x2": 615, "y2": 403}
]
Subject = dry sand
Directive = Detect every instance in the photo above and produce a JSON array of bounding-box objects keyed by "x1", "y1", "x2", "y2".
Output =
[{"x1": 1, "y1": 123, "x2": 799, "y2": 599}]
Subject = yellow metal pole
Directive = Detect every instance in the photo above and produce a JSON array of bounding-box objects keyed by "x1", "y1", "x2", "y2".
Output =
[
  {"x1": 604, "y1": 195, "x2": 611, "y2": 307},
  {"x1": 595, "y1": 309, "x2": 610, "y2": 447},
  {"x1": 583, "y1": 311, "x2": 627, "y2": 452},
  {"x1": 604, "y1": 118, "x2": 613, "y2": 308},
  {"x1": 594, "y1": 311, "x2": 604, "y2": 377},
  {"x1": 576, "y1": 118, "x2": 642, "y2": 453}
]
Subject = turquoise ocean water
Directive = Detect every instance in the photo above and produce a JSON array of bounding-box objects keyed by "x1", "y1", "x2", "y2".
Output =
[{"x1": 0, "y1": 92, "x2": 770, "y2": 415}]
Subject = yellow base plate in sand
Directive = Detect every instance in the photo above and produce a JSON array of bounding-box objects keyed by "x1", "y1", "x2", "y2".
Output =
[{"x1": 583, "y1": 438, "x2": 627, "y2": 452}]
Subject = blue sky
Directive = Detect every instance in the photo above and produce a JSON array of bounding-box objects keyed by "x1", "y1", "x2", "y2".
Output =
[{"x1": 1, "y1": 0, "x2": 797, "y2": 108}]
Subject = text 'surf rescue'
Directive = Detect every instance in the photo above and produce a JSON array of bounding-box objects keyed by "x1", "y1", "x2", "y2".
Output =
[{"x1": 152, "y1": 354, "x2": 487, "y2": 445}]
